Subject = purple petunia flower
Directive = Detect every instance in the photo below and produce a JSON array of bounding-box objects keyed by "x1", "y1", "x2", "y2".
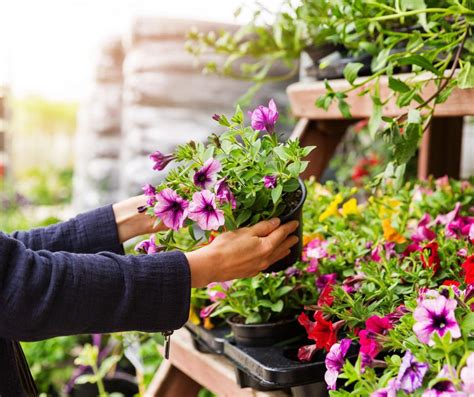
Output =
[
  {"x1": 249, "y1": 99, "x2": 279, "y2": 133},
  {"x1": 412, "y1": 214, "x2": 437, "y2": 242},
  {"x1": 193, "y1": 158, "x2": 222, "y2": 189},
  {"x1": 263, "y1": 175, "x2": 278, "y2": 189},
  {"x1": 316, "y1": 273, "x2": 337, "y2": 290},
  {"x1": 134, "y1": 235, "x2": 162, "y2": 255},
  {"x1": 150, "y1": 150, "x2": 175, "y2": 171},
  {"x1": 413, "y1": 294, "x2": 461, "y2": 345},
  {"x1": 154, "y1": 188, "x2": 189, "y2": 231},
  {"x1": 142, "y1": 184, "x2": 157, "y2": 206},
  {"x1": 461, "y1": 352, "x2": 474, "y2": 394},
  {"x1": 324, "y1": 338, "x2": 351, "y2": 390},
  {"x1": 422, "y1": 365, "x2": 463, "y2": 397},
  {"x1": 371, "y1": 379, "x2": 398, "y2": 397},
  {"x1": 371, "y1": 245, "x2": 382, "y2": 262},
  {"x1": 396, "y1": 350, "x2": 429, "y2": 393},
  {"x1": 215, "y1": 178, "x2": 236, "y2": 209},
  {"x1": 189, "y1": 190, "x2": 225, "y2": 231}
]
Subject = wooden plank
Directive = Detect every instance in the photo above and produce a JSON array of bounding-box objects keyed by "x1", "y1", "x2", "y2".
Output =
[
  {"x1": 287, "y1": 73, "x2": 474, "y2": 120},
  {"x1": 146, "y1": 329, "x2": 288, "y2": 397},
  {"x1": 417, "y1": 117, "x2": 464, "y2": 179}
]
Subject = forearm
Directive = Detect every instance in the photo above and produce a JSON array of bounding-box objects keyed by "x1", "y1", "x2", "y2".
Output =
[
  {"x1": 0, "y1": 233, "x2": 190, "y2": 341},
  {"x1": 10, "y1": 205, "x2": 124, "y2": 254},
  {"x1": 113, "y1": 195, "x2": 164, "y2": 244}
]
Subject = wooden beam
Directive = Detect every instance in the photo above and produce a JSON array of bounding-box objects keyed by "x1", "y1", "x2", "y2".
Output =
[{"x1": 287, "y1": 73, "x2": 474, "y2": 120}]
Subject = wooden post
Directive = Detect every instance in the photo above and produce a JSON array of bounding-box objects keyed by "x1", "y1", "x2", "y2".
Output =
[
  {"x1": 417, "y1": 117, "x2": 464, "y2": 180},
  {"x1": 292, "y1": 119, "x2": 352, "y2": 180}
]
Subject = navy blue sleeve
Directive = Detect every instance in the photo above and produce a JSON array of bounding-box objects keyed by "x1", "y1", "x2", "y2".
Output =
[
  {"x1": 9, "y1": 205, "x2": 124, "y2": 255},
  {"x1": 0, "y1": 233, "x2": 191, "y2": 341}
]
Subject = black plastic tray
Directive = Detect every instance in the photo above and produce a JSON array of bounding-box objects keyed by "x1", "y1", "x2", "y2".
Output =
[
  {"x1": 185, "y1": 321, "x2": 230, "y2": 354},
  {"x1": 184, "y1": 322, "x2": 356, "y2": 391}
]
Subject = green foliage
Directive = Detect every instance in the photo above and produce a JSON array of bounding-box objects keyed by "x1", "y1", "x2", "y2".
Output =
[{"x1": 209, "y1": 265, "x2": 317, "y2": 324}]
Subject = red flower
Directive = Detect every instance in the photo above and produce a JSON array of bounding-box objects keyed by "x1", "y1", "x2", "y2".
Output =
[
  {"x1": 297, "y1": 344, "x2": 318, "y2": 362},
  {"x1": 298, "y1": 311, "x2": 337, "y2": 352},
  {"x1": 358, "y1": 315, "x2": 393, "y2": 362},
  {"x1": 442, "y1": 280, "x2": 461, "y2": 287},
  {"x1": 351, "y1": 155, "x2": 379, "y2": 184},
  {"x1": 317, "y1": 284, "x2": 334, "y2": 307},
  {"x1": 420, "y1": 241, "x2": 440, "y2": 273},
  {"x1": 462, "y1": 255, "x2": 474, "y2": 284},
  {"x1": 365, "y1": 315, "x2": 393, "y2": 334}
]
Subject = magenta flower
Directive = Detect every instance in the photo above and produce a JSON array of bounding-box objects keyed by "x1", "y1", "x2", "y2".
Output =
[
  {"x1": 150, "y1": 150, "x2": 175, "y2": 171},
  {"x1": 413, "y1": 294, "x2": 461, "y2": 345},
  {"x1": 134, "y1": 235, "x2": 162, "y2": 255},
  {"x1": 263, "y1": 175, "x2": 278, "y2": 189},
  {"x1": 384, "y1": 242, "x2": 397, "y2": 260},
  {"x1": 189, "y1": 190, "x2": 225, "y2": 231},
  {"x1": 142, "y1": 184, "x2": 157, "y2": 206},
  {"x1": 371, "y1": 246, "x2": 382, "y2": 262},
  {"x1": 359, "y1": 315, "x2": 393, "y2": 364},
  {"x1": 396, "y1": 350, "x2": 429, "y2": 393},
  {"x1": 412, "y1": 214, "x2": 436, "y2": 243},
  {"x1": 461, "y1": 352, "x2": 474, "y2": 394},
  {"x1": 154, "y1": 188, "x2": 189, "y2": 231},
  {"x1": 207, "y1": 281, "x2": 232, "y2": 302},
  {"x1": 200, "y1": 302, "x2": 219, "y2": 318},
  {"x1": 324, "y1": 338, "x2": 351, "y2": 390},
  {"x1": 193, "y1": 158, "x2": 222, "y2": 189},
  {"x1": 215, "y1": 178, "x2": 236, "y2": 209},
  {"x1": 316, "y1": 273, "x2": 337, "y2": 290},
  {"x1": 249, "y1": 99, "x2": 279, "y2": 133}
]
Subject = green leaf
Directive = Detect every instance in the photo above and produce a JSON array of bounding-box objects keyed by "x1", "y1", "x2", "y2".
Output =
[
  {"x1": 458, "y1": 61, "x2": 474, "y2": 89},
  {"x1": 75, "y1": 374, "x2": 98, "y2": 385},
  {"x1": 368, "y1": 104, "x2": 382, "y2": 139},
  {"x1": 388, "y1": 77, "x2": 411, "y2": 93},
  {"x1": 98, "y1": 355, "x2": 121, "y2": 379},
  {"x1": 461, "y1": 312, "x2": 474, "y2": 333},
  {"x1": 343, "y1": 62, "x2": 364, "y2": 85},
  {"x1": 236, "y1": 209, "x2": 252, "y2": 226},
  {"x1": 270, "y1": 300, "x2": 284, "y2": 312},
  {"x1": 338, "y1": 97, "x2": 352, "y2": 119},
  {"x1": 245, "y1": 312, "x2": 263, "y2": 324},
  {"x1": 407, "y1": 109, "x2": 421, "y2": 124},
  {"x1": 392, "y1": 122, "x2": 422, "y2": 165},
  {"x1": 398, "y1": 55, "x2": 441, "y2": 76},
  {"x1": 283, "y1": 179, "x2": 300, "y2": 192},
  {"x1": 271, "y1": 184, "x2": 283, "y2": 204},
  {"x1": 231, "y1": 105, "x2": 244, "y2": 124}
]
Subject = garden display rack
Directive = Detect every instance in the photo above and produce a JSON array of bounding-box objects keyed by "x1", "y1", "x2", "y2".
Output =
[{"x1": 287, "y1": 73, "x2": 474, "y2": 181}]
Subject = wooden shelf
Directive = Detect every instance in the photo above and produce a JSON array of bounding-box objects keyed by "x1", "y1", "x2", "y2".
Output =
[{"x1": 287, "y1": 73, "x2": 474, "y2": 120}]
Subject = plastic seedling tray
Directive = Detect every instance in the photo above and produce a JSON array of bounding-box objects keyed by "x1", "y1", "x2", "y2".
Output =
[
  {"x1": 186, "y1": 322, "x2": 358, "y2": 391},
  {"x1": 185, "y1": 321, "x2": 230, "y2": 354}
]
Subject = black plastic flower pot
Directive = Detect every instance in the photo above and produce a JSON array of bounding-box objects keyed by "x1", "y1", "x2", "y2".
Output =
[
  {"x1": 266, "y1": 178, "x2": 307, "y2": 273},
  {"x1": 227, "y1": 315, "x2": 304, "y2": 347}
]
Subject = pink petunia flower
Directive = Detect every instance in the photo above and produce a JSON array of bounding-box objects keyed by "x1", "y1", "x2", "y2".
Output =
[
  {"x1": 189, "y1": 190, "x2": 225, "y2": 231},
  {"x1": 215, "y1": 178, "x2": 236, "y2": 209},
  {"x1": 193, "y1": 158, "x2": 222, "y2": 189},
  {"x1": 249, "y1": 99, "x2": 279, "y2": 133},
  {"x1": 263, "y1": 175, "x2": 278, "y2": 189},
  {"x1": 149, "y1": 150, "x2": 175, "y2": 171},
  {"x1": 134, "y1": 235, "x2": 162, "y2": 255},
  {"x1": 324, "y1": 338, "x2": 352, "y2": 390},
  {"x1": 460, "y1": 352, "x2": 474, "y2": 394},
  {"x1": 413, "y1": 294, "x2": 461, "y2": 345},
  {"x1": 154, "y1": 188, "x2": 189, "y2": 231}
]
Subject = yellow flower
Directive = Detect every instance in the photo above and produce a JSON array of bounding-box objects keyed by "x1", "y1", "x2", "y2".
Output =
[
  {"x1": 382, "y1": 219, "x2": 406, "y2": 244},
  {"x1": 342, "y1": 198, "x2": 359, "y2": 217},
  {"x1": 303, "y1": 233, "x2": 324, "y2": 246},
  {"x1": 204, "y1": 317, "x2": 214, "y2": 330},
  {"x1": 189, "y1": 307, "x2": 200, "y2": 325},
  {"x1": 378, "y1": 198, "x2": 402, "y2": 219},
  {"x1": 319, "y1": 194, "x2": 343, "y2": 222}
]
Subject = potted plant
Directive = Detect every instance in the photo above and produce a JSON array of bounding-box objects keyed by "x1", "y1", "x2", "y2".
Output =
[
  {"x1": 188, "y1": 0, "x2": 474, "y2": 185},
  {"x1": 139, "y1": 99, "x2": 314, "y2": 272},
  {"x1": 199, "y1": 263, "x2": 317, "y2": 347}
]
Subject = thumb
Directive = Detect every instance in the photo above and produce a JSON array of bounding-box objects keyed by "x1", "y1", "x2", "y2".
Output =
[{"x1": 250, "y1": 218, "x2": 281, "y2": 237}]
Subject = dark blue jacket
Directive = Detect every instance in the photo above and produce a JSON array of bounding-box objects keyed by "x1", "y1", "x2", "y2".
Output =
[{"x1": 0, "y1": 205, "x2": 191, "y2": 396}]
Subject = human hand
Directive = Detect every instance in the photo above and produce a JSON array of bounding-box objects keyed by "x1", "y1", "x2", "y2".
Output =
[
  {"x1": 113, "y1": 195, "x2": 165, "y2": 243},
  {"x1": 185, "y1": 219, "x2": 299, "y2": 288}
]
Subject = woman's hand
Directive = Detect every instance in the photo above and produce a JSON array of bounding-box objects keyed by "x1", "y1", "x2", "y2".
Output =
[
  {"x1": 113, "y1": 195, "x2": 164, "y2": 243},
  {"x1": 185, "y1": 218, "x2": 299, "y2": 288}
]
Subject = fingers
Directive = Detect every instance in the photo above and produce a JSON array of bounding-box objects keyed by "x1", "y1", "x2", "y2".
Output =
[
  {"x1": 249, "y1": 218, "x2": 281, "y2": 237},
  {"x1": 264, "y1": 220, "x2": 299, "y2": 247}
]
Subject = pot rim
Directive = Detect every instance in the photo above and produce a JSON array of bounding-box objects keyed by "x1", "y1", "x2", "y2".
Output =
[
  {"x1": 227, "y1": 314, "x2": 297, "y2": 328},
  {"x1": 280, "y1": 177, "x2": 307, "y2": 223}
]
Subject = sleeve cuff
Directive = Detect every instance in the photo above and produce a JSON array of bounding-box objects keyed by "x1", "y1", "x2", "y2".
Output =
[{"x1": 75, "y1": 205, "x2": 125, "y2": 255}]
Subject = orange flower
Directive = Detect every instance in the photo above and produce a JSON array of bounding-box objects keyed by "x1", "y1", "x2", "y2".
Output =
[{"x1": 382, "y1": 219, "x2": 406, "y2": 244}]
